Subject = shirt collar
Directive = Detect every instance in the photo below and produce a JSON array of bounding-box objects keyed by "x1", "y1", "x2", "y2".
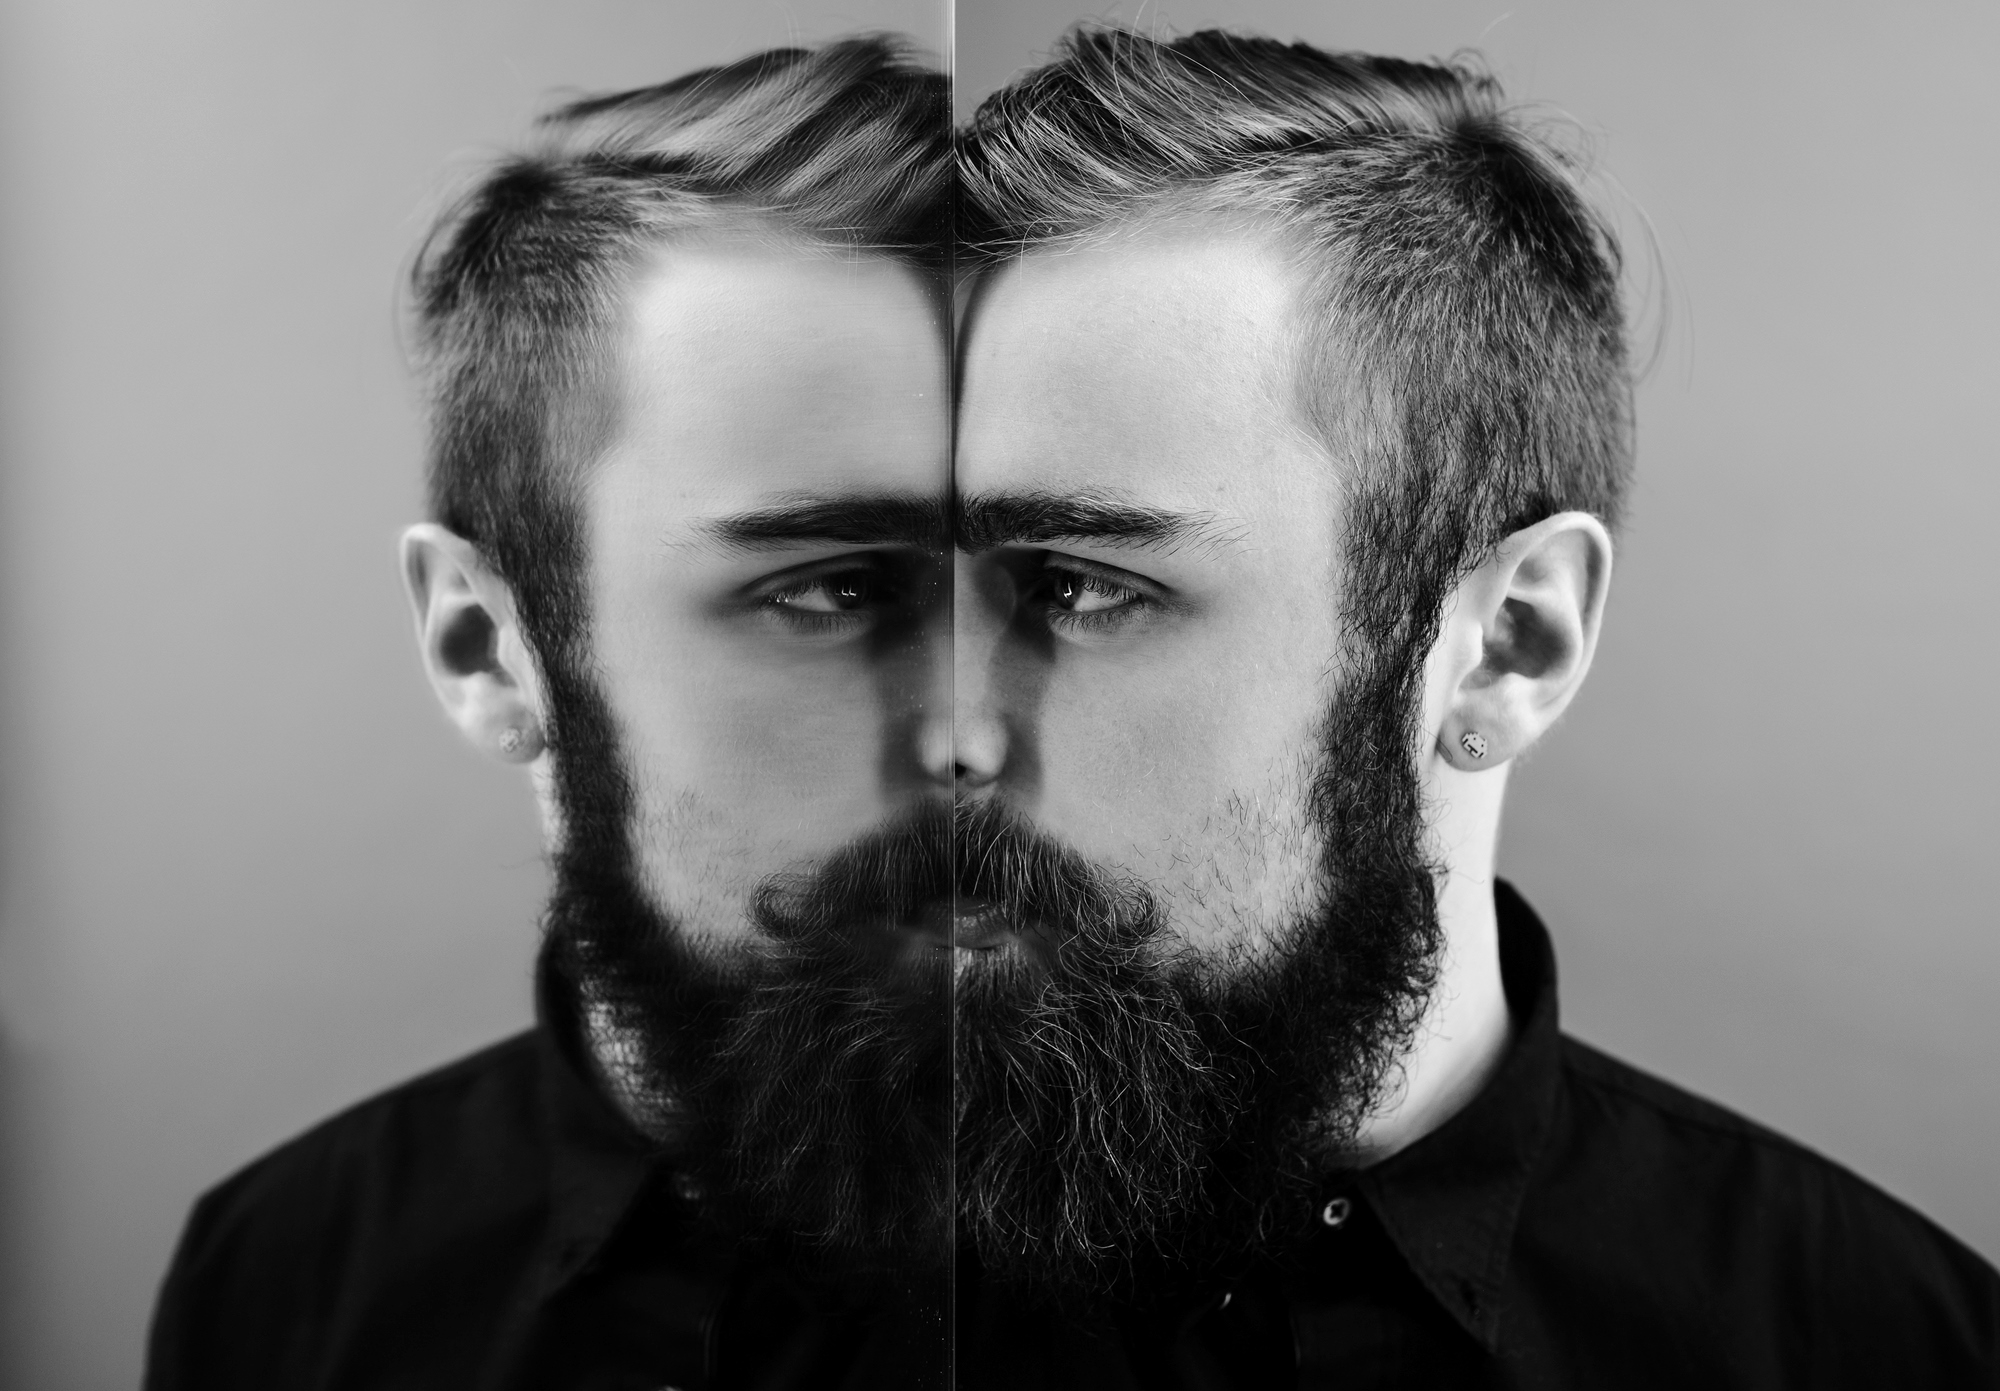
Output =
[
  {"x1": 1351, "y1": 879, "x2": 1563, "y2": 1352},
  {"x1": 527, "y1": 958, "x2": 667, "y2": 1304}
]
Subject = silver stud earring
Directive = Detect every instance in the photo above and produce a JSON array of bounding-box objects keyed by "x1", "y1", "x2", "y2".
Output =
[
  {"x1": 1459, "y1": 730, "x2": 1489, "y2": 760},
  {"x1": 499, "y1": 726, "x2": 530, "y2": 756}
]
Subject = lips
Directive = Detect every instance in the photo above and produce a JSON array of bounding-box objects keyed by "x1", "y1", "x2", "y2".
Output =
[
  {"x1": 949, "y1": 898, "x2": 1013, "y2": 951},
  {"x1": 906, "y1": 897, "x2": 1013, "y2": 951}
]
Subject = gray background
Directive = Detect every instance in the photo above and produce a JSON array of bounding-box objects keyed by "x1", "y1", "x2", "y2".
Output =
[{"x1": 0, "y1": 0, "x2": 1992, "y2": 1384}]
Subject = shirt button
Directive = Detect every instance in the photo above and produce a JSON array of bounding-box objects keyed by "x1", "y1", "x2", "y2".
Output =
[{"x1": 1320, "y1": 1196, "x2": 1352, "y2": 1229}]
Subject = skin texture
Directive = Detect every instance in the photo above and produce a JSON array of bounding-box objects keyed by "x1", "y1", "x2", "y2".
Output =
[{"x1": 953, "y1": 230, "x2": 1613, "y2": 1157}]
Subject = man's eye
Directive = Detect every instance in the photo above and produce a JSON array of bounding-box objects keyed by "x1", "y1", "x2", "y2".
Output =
[
  {"x1": 1045, "y1": 569, "x2": 1140, "y2": 618},
  {"x1": 768, "y1": 572, "x2": 878, "y2": 614}
]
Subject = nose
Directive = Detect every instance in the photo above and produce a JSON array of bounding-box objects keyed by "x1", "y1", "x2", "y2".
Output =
[
  {"x1": 918, "y1": 557, "x2": 1012, "y2": 791},
  {"x1": 951, "y1": 698, "x2": 1008, "y2": 790}
]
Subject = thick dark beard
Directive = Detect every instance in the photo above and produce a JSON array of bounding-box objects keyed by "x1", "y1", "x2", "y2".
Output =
[
  {"x1": 952, "y1": 654, "x2": 1443, "y2": 1303},
  {"x1": 539, "y1": 779, "x2": 958, "y2": 1276},
  {"x1": 526, "y1": 541, "x2": 1443, "y2": 1301}
]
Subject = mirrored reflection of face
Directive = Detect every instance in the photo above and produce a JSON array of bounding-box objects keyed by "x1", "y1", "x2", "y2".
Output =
[
  {"x1": 544, "y1": 242, "x2": 960, "y2": 1276},
  {"x1": 586, "y1": 244, "x2": 950, "y2": 949},
  {"x1": 954, "y1": 234, "x2": 1345, "y2": 966}
]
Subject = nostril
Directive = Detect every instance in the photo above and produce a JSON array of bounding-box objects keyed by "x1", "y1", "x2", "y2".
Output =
[{"x1": 950, "y1": 714, "x2": 1010, "y2": 786}]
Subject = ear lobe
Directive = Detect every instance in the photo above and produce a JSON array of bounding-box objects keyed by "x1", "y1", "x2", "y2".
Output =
[
  {"x1": 401, "y1": 523, "x2": 546, "y2": 764},
  {"x1": 1437, "y1": 512, "x2": 1612, "y2": 769}
]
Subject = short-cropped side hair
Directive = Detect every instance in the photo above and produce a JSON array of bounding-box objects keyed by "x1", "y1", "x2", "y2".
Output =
[
  {"x1": 409, "y1": 36, "x2": 949, "y2": 642},
  {"x1": 959, "y1": 27, "x2": 1632, "y2": 660}
]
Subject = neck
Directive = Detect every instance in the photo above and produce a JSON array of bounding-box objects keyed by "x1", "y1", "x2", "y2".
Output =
[{"x1": 1348, "y1": 762, "x2": 1514, "y2": 1164}]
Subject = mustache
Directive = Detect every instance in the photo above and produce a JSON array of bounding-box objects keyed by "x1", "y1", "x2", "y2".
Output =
[{"x1": 749, "y1": 800, "x2": 1160, "y2": 951}]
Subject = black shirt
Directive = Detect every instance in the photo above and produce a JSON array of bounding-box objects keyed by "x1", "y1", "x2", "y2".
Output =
[{"x1": 146, "y1": 885, "x2": 2000, "y2": 1388}]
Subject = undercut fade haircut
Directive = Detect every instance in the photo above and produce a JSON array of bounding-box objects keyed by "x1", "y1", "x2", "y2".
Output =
[
  {"x1": 409, "y1": 35, "x2": 949, "y2": 673},
  {"x1": 960, "y1": 25, "x2": 1633, "y2": 720}
]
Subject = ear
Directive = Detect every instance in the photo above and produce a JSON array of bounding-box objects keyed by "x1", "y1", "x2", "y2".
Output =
[
  {"x1": 400, "y1": 523, "x2": 548, "y2": 765},
  {"x1": 1428, "y1": 512, "x2": 1613, "y2": 770}
]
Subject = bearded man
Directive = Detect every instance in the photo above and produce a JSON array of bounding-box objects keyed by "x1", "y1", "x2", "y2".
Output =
[
  {"x1": 944, "y1": 24, "x2": 1999, "y2": 1390},
  {"x1": 146, "y1": 37, "x2": 966, "y2": 1390},
  {"x1": 145, "y1": 25, "x2": 1999, "y2": 1391}
]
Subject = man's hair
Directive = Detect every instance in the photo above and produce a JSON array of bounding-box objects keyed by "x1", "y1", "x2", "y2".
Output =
[
  {"x1": 959, "y1": 27, "x2": 1632, "y2": 650},
  {"x1": 409, "y1": 36, "x2": 949, "y2": 647}
]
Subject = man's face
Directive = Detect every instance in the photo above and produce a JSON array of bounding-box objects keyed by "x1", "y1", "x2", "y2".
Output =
[
  {"x1": 585, "y1": 243, "x2": 950, "y2": 948},
  {"x1": 954, "y1": 233, "x2": 1345, "y2": 965},
  {"x1": 941, "y1": 232, "x2": 1448, "y2": 1292},
  {"x1": 542, "y1": 229, "x2": 1439, "y2": 1288}
]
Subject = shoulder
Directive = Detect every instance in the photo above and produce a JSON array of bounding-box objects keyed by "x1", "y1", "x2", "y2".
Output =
[
  {"x1": 185, "y1": 1030, "x2": 548, "y2": 1248},
  {"x1": 1524, "y1": 1034, "x2": 2000, "y2": 1380},
  {"x1": 1553, "y1": 1034, "x2": 1966, "y2": 1246},
  {"x1": 146, "y1": 1032, "x2": 552, "y2": 1389},
  {"x1": 1554, "y1": 1032, "x2": 1830, "y2": 1169}
]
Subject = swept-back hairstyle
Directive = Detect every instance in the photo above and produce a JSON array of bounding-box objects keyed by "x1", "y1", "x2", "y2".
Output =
[
  {"x1": 407, "y1": 37, "x2": 948, "y2": 902},
  {"x1": 959, "y1": 26, "x2": 1632, "y2": 686},
  {"x1": 409, "y1": 36, "x2": 949, "y2": 657}
]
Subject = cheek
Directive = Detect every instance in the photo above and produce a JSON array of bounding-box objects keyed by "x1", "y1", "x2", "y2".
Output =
[
  {"x1": 639, "y1": 661, "x2": 884, "y2": 804},
  {"x1": 1032, "y1": 637, "x2": 1331, "y2": 956},
  {"x1": 604, "y1": 646, "x2": 903, "y2": 941},
  {"x1": 590, "y1": 592, "x2": 912, "y2": 923},
  {"x1": 1033, "y1": 603, "x2": 1337, "y2": 870}
]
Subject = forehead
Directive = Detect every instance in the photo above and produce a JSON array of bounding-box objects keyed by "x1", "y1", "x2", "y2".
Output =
[
  {"x1": 601, "y1": 243, "x2": 948, "y2": 514},
  {"x1": 955, "y1": 233, "x2": 1305, "y2": 503}
]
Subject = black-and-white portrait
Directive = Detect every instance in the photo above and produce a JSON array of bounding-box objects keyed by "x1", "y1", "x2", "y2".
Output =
[{"x1": 1, "y1": 1, "x2": 1994, "y2": 1386}]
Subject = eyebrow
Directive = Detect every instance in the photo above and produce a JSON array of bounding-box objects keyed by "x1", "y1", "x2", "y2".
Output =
[
  {"x1": 694, "y1": 494, "x2": 948, "y2": 551},
  {"x1": 953, "y1": 491, "x2": 1241, "y2": 554},
  {"x1": 690, "y1": 489, "x2": 1240, "y2": 556}
]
